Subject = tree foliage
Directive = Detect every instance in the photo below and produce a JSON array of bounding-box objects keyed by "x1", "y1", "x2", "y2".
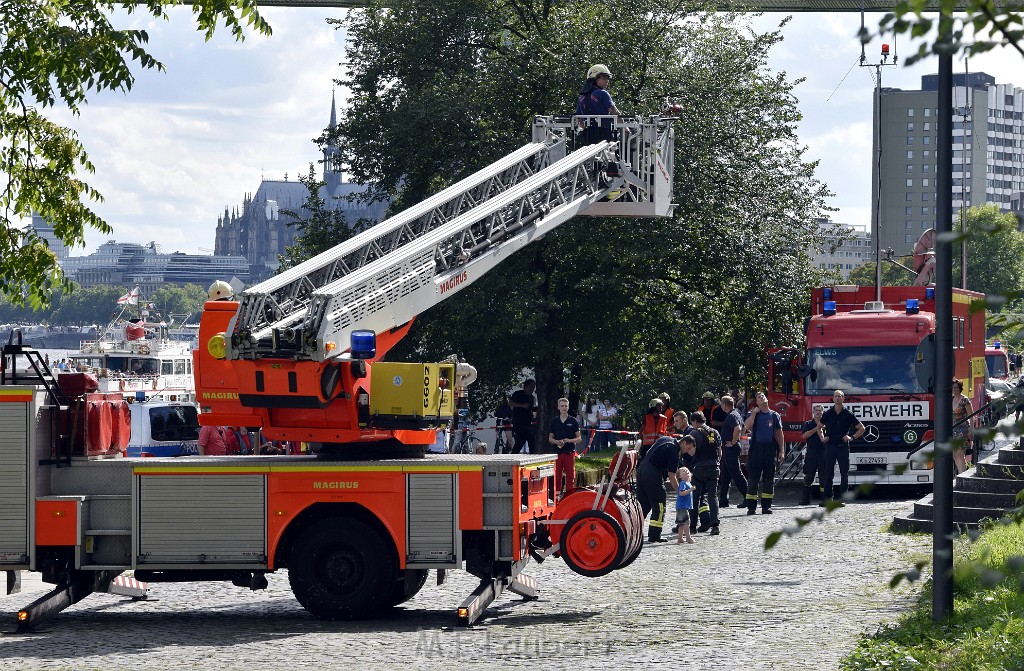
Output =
[
  {"x1": 149, "y1": 283, "x2": 208, "y2": 322},
  {"x1": 333, "y1": 0, "x2": 835, "y2": 441},
  {"x1": 875, "y1": 0, "x2": 1024, "y2": 66},
  {"x1": 0, "y1": 0, "x2": 270, "y2": 309},
  {"x1": 847, "y1": 206, "x2": 1024, "y2": 306},
  {"x1": 952, "y1": 205, "x2": 1024, "y2": 309},
  {"x1": 278, "y1": 164, "x2": 362, "y2": 271}
]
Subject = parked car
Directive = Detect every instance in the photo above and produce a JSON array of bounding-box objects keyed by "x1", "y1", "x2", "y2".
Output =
[{"x1": 983, "y1": 378, "x2": 1015, "y2": 426}]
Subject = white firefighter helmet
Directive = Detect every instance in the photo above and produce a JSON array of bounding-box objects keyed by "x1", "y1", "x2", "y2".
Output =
[
  {"x1": 208, "y1": 280, "x2": 233, "y2": 300},
  {"x1": 587, "y1": 64, "x2": 612, "y2": 80},
  {"x1": 649, "y1": 398, "x2": 663, "y2": 410}
]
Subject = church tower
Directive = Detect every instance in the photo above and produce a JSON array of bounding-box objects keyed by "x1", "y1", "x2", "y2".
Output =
[{"x1": 323, "y1": 92, "x2": 343, "y2": 196}]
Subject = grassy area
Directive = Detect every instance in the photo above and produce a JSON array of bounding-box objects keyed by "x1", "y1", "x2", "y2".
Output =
[
  {"x1": 575, "y1": 444, "x2": 633, "y2": 470},
  {"x1": 842, "y1": 517, "x2": 1024, "y2": 670}
]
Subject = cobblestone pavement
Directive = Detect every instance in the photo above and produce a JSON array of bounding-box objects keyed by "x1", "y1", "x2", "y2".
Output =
[{"x1": 0, "y1": 486, "x2": 932, "y2": 671}]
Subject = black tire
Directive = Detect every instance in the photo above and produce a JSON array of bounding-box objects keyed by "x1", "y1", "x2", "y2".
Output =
[
  {"x1": 386, "y1": 569, "x2": 428, "y2": 607},
  {"x1": 288, "y1": 517, "x2": 397, "y2": 620}
]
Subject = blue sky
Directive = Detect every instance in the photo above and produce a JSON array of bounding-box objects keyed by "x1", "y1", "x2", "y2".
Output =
[{"x1": 52, "y1": 8, "x2": 1021, "y2": 256}]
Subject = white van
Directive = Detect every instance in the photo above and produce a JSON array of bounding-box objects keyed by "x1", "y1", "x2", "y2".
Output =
[{"x1": 126, "y1": 401, "x2": 200, "y2": 457}]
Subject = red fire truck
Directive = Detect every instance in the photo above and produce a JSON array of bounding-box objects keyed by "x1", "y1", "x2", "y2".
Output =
[
  {"x1": 0, "y1": 115, "x2": 674, "y2": 630},
  {"x1": 767, "y1": 284, "x2": 986, "y2": 485}
]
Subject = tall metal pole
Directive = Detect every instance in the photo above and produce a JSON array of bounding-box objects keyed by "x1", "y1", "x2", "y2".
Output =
[
  {"x1": 874, "y1": 66, "x2": 883, "y2": 302},
  {"x1": 862, "y1": 37, "x2": 895, "y2": 302},
  {"x1": 932, "y1": 42, "x2": 955, "y2": 621}
]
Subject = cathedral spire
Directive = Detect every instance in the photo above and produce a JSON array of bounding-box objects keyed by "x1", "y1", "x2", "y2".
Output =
[{"x1": 324, "y1": 91, "x2": 342, "y2": 194}]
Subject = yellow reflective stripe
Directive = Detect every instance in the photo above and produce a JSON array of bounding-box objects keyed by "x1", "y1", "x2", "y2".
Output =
[
  {"x1": 270, "y1": 465, "x2": 403, "y2": 472},
  {"x1": 651, "y1": 502, "x2": 665, "y2": 526},
  {"x1": 649, "y1": 519, "x2": 664, "y2": 528},
  {"x1": 698, "y1": 505, "x2": 710, "y2": 514},
  {"x1": 762, "y1": 492, "x2": 774, "y2": 499},
  {"x1": 745, "y1": 494, "x2": 758, "y2": 500}
]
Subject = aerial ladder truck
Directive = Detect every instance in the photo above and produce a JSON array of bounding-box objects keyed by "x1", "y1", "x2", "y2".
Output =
[{"x1": 1, "y1": 114, "x2": 676, "y2": 629}]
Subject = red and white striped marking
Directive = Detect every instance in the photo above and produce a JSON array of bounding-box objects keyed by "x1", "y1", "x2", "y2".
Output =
[{"x1": 107, "y1": 576, "x2": 148, "y2": 599}]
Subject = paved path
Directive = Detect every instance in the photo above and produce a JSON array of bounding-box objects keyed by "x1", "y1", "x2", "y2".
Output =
[{"x1": 1, "y1": 489, "x2": 930, "y2": 671}]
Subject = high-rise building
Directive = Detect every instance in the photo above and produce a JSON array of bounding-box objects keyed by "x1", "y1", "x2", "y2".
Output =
[
  {"x1": 29, "y1": 213, "x2": 70, "y2": 262},
  {"x1": 810, "y1": 218, "x2": 872, "y2": 280},
  {"x1": 214, "y1": 94, "x2": 388, "y2": 282},
  {"x1": 872, "y1": 72, "x2": 1024, "y2": 256}
]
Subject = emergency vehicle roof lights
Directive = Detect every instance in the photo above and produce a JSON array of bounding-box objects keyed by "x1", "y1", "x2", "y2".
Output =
[
  {"x1": 906, "y1": 298, "x2": 920, "y2": 315},
  {"x1": 350, "y1": 329, "x2": 376, "y2": 359},
  {"x1": 823, "y1": 300, "x2": 837, "y2": 316},
  {"x1": 925, "y1": 287, "x2": 935, "y2": 300},
  {"x1": 994, "y1": 340, "x2": 1002, "y2": 349},
  {"x1": 823, "y1": 287, "x2": 833, "y2": 300}
]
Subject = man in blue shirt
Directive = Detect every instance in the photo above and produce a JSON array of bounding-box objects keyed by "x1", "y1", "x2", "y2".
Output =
[
  {"x1": 548, "y1": 397, "x2": 582, "y2": 499},
  {"x1": 742, "y1": 392, "x2": 786, "y2": 515}
]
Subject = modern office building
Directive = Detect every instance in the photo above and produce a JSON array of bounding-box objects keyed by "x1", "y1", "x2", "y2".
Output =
[
  {"x1": 29, "y1": 213, "x2": 70, "y2": 262},
  {"x1": 214, "y1": 95, "x2": 388, "y2": 282},
  {"x1": 810, "y1": 218, "x2": 872, "y2": 280},
  {"x1": 872, "y1": 72, "x2": 1024, "y2": 256},
  {"x1": 61, "y1": 240, "x2": 249, "y2": 296}
]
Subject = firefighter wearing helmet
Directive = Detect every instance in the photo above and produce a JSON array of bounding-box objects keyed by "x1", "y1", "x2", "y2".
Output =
[
  {"x1": 640, "y1": 397, "x2": 667, "y2": 461},
  {"x1": 576, "y1": 64, "x2": 622, "y2": 178},
  {"x1": 658, "y1": 392, "x2": 674, "y2": 424},
  {"x1": 208, "y1": 280, "x2": 233, "y2": 301}
]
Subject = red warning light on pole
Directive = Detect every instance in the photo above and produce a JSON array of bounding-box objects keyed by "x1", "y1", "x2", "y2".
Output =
[{"x1": 881, "y1": 43, "x2": 890, "y2": 56}]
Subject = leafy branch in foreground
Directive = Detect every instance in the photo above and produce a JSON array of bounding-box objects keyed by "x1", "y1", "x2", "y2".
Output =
[
  {"x1": 0, "y1": 1, "x2": 271, "y2": 308},
  {"x1": 873, "y1": 0, "x2": 1024, "y2": 66}
]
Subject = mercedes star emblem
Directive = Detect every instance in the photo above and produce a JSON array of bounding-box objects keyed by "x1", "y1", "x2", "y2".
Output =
[{"x1": 862, "y1": 425, "x2": 880, "y2": 443}]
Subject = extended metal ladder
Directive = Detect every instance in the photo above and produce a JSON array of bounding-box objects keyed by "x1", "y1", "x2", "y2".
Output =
[{"x1": 227, "y1": 115, "x2": 675, "y2": 362}]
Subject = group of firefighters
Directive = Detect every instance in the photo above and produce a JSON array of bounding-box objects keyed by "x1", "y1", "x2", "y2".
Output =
[{"x1": 631, "y1": 389, "x2": 868, "y2": 542}]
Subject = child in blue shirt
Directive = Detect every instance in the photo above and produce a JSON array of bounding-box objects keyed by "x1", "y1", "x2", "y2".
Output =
[{"x1": 676, "y1": 467, "x2": 694, "y2": 544}]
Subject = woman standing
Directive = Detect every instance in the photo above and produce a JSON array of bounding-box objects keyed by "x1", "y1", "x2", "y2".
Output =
[
  {"x1": 581, "y1": 395, "x2": 599, "y2": 453},
  {"x1": 952, "y1": 378, "x2": 974, "y2": 474}
]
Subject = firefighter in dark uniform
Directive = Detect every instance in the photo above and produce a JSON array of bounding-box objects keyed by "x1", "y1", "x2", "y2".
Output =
[
  {"x1": 636, "y1": 435, "x2": 683, "y2": 543},
  {"x1": 742, "y1": 391, "x2": 786, "y2": 515},
  {"x1": 688, "y1": 411, "x2": 722, "y2": 535}
]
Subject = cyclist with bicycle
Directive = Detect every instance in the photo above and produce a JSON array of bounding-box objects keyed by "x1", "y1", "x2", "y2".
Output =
[{"x1": 548, "y1": 397, "x2": 582, "y2": 500}]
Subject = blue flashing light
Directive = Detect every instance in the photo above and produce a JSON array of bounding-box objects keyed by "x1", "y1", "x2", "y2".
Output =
[
  {"x1": 135, "y1": 391, "x2": 146, "y2": 402},
  {"x1": 823, "y1": 300, "x2": 837, "y2": 316},
  {"x1": 994, "y1": 340, "x2": 1002, "y2": 349},
  {"x1": 350, "y1": 329, "x2": 377, "y2": 360},
  {"x1": 823, "y1": 287, "x2": 833, "y2": 300},
  {"x1": 925, "y1": 287, "x2": 935, "y2": 300},
  {"x1": 906, "y1": 298, "x2": 920, "y2": 315}
]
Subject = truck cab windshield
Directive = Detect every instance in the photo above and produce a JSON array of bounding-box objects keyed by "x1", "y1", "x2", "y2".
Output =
[{"x1": 806, "y1": 346, "x2": 925, "y2": 395}]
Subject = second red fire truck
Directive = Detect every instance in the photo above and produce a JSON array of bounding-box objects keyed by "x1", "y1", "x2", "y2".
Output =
[{"x1": 767, "y1": 284, "x2": 986, "y2": 486}]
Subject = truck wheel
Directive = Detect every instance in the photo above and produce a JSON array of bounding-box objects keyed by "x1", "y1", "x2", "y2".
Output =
[
  {"x1": 288, "y1": 517, "x2": 397, "y2": 619},
  {"x1": 386, "y1": 569, "x2": 428, "y2": 607}
]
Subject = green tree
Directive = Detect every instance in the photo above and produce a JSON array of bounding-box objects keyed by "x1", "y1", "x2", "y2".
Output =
[
  {"x1": 335, "y1": 0, "x2": 834, "y2": 441},
  {"x1": 150, "y1": 283, "x2": 208, "y2": 322},
  {"x1": 278, "y1": 164, "x2": 363, "y2": 271},
  {"x1": 953, "y1": 205, "x2": 1024, "y2": 309},
  {"x1": 1, "y1": 1, "x2": 270, "y2": 309},
  {"x1": 49, "y1": 285, "x2": 124, "y2": 326},
  {"x1": 846, "y1": 259, "x2": 916, "y2": 286}
]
